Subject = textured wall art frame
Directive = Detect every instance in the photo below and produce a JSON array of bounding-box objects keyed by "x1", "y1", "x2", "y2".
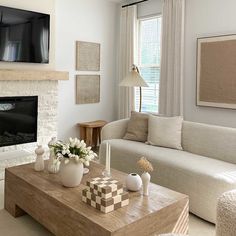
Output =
[
  {"x1": 76, "y1": 75, "x2": 100, "y2": 104},
  {"x1": 197, "y1": 34, "x2": 236, "y2": 109},
  {"x1": 76, "y1": 41, "x2": 100, "y2": 71}
]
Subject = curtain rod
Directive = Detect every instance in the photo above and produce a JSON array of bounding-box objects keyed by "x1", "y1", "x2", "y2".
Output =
[{"x1": 122, "y1": 0, "x2": 149, "y2": 8}]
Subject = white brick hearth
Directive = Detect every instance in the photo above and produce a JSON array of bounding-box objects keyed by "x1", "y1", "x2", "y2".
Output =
[{"x1": 0, "y1": 79, "x2": 59, "y2": 180}]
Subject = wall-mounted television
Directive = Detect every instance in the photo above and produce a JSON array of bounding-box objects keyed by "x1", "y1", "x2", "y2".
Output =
[{"x1": 0, "y1": 6, "x2": 50, "y2": 63}]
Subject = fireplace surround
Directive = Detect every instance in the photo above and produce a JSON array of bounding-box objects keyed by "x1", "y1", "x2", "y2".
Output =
[
  {"x1": 0, "y1": 80, "x2": 58, "y2": 153},
  {"x1": 0, "y1": 80, "x2": 58, "y2": 180},
  {"x1": 0, "y1": 69, "x2": 68, "y2": 180}
]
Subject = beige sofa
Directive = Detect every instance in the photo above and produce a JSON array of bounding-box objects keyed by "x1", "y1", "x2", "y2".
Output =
[{"x1": 99, "y1": 119, "x2": 236, "y2": 224}]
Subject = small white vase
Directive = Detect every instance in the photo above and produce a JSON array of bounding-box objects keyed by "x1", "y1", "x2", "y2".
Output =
[
  {"x1": 126, "y1": 173, "x2": 142, "y2": 191},
  {"x1": 48, "y1": 137, "x2": 60, "y2": 174},
  {"x1": 34, "y1": 145, "x2": 45, "y2": 171},
  {"x1": 141, "y1": 172, "x2": 150, "y2": 196},
  {"x1": 48, "y1": 160, "x2": 60, "y2": 174},
  {"x1": 60, "y1": 160, "x2": 84, "y2": 187}
]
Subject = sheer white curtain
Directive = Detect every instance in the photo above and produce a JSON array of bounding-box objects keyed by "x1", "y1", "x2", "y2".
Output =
[
  {"x1": 159, "y1": 0, "x2": 185, "y2": 116},
  {"x1": 117, "y1": 5, "x2": 137, "y2": 119}
]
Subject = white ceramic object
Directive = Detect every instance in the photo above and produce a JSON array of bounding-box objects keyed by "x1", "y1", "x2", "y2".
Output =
[
  {"x1": 34, "y1": 145, "x2": 45, "y2": 171},
  {"x1": 141, "y1": 172, "x2": 151, "y2": 196},
  {"x1": 47, "y1": 137, "x2": 60, "y2": 174},
  {"x1": 126, "y1": 173, "x2": 142, "y2": 191},
  {"x1": 83, "y1": 168, "x2": 89, "y2": 175},
  {"x1": 60, "y1": 160, "x2": 84, "y2": 187},
  {"x1": 49, "y1": 161, "x2": 60, "y2": 174}
]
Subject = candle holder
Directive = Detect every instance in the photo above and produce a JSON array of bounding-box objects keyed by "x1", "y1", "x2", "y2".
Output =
[{"x1": 102, "y1": 169, "x2": 111, "y2": 177}]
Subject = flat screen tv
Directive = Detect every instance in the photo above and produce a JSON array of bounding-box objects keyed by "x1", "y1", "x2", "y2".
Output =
[
  {"x1": 0, "y1": 96, "x2": 38, "y2": 147},
  {"x1": 0, "y1": 6, "x2": 50, "y2": 63}
]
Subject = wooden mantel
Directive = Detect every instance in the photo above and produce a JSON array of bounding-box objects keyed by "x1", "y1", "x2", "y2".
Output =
[{"x1": 0, "y1": 69, "x2": 69, "y2": 81}]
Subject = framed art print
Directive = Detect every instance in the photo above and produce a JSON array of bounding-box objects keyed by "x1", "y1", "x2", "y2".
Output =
[
  {"x1": 197, "y1": 34, "x2": 236, "y2": 109},
  {"x1": 76, "y1": 41, "x2": 100, "y2": 71},
  {"x1": 76, "y1": 75, "x2": 100, "y2": 104}
]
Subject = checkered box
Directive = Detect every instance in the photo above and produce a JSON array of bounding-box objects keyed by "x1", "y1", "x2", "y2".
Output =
[
  {"x1": 82, "y1": 188, "x2": 129, "y2": 213},
  {"x1": 86, "y1": 177, "x2": 124, "y2": 199}
]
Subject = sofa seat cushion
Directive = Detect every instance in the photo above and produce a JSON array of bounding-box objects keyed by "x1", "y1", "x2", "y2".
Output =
[{"x1": 99, "y1": 139, "x2": 236, "y2": 223}]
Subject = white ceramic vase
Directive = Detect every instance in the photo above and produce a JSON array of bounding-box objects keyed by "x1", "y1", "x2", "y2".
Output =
[
  {"x1": 60, "y1": 160, "x2": 84, "y2": 187},
  {"x1": 34, "y1": 145, "x2": 45, "y2": 171},
  {"x1": 126, "y1": 173, "x2": 142, "y2": 191},
  {"x1": 141, "y1": 172, "x2": 150, "y2": 196},
  {"x1": 48, "y1": 137, "x2": 60, "y2": 174}
]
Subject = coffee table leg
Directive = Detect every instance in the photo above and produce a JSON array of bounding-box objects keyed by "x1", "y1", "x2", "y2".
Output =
[
  {"x1": 4, "y1": 178, "x2": 26, "y2": 217},
  {"x1": 171, "y1": 199, "x2": 189, "y2": 235},
  {"x1": 5, "y1": 201, "x2": 26, "y2": 217}
]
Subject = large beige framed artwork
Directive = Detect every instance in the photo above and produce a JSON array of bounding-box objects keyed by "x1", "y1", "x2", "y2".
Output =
[
  {"x1": 197, "y1": 34, "x2": 236, "y2": 109},
  {"x1": 76, "y1": 75, "x2": 100, "y2": 104}
]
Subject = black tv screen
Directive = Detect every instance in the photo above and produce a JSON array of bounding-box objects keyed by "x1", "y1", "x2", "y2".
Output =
[
  {"x1": 0, "y1": 96, "x2": 38, "y2": 147},
  {"x1": 0, "y1": 6, "x2": 50, "y2": 63}
]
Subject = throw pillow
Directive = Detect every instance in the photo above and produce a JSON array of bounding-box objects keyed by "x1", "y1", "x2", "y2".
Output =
[
  {"x1": 147, "y1": 115, "x2": 183, "y2": 150},
  {"x1": 123, "y1": 111, "x2": 149, "y2": 142}
]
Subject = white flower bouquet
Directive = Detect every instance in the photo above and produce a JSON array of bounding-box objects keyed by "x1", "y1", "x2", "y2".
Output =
[{"x1": 49, "y1": 137, "x2": 97, "y2": 166}]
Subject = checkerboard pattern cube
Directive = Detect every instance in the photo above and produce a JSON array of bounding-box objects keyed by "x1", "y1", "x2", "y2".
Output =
[
  {"x1": 82, "y1": 177, "x2": 129, "y2": 213},
  {"x1": 86, "y1": 177, "x2": 124, "y2": 199},
  {"x1": 82, "y1": 189, "x2": 129, "y2": 213}
]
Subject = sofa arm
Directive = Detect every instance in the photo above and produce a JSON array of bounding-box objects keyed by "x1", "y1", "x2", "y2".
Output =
[{"x1": 101, "y1": 118, "x2": 129, "y2": 141}]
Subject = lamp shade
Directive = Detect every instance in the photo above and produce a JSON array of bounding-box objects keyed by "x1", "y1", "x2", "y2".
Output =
[{"x1": 120, "y1": 67, "x2": 148, "y2": 87}]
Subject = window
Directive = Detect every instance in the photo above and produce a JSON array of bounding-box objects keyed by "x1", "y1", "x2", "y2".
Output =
[{"x1": 135, "y1": 16, "x2": 162, "y2": 113}]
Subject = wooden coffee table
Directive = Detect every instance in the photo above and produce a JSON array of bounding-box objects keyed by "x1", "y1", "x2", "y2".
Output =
[{"x1": 4, "y1": 161, "x2": 189, "y2": 236}]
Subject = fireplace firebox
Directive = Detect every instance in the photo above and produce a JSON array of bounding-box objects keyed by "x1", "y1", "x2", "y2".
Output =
[{"x1": 0, "y1": 96, "x2": 38, "y2": 147}]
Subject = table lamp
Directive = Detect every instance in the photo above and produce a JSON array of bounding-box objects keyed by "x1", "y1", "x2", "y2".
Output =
[{"x1": 120, "y1": 65, "x2": 148, "y2": 112}]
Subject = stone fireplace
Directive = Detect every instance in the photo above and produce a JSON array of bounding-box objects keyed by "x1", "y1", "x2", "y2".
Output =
[
  {"x1": 0, "y1": 69, "x2": 68, "y2": 179},
  {"x1": 0, "y1": 80, "x2": 58, "y2": 152}
]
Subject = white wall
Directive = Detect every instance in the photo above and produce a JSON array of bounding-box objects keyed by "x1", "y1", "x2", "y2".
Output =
[
  {"x1": 55, "y1": 0, "x2": 119, "y2": 139},
  {"x1": 0, "y1": 0, "x2": 119, "y2": 141},
  {"x1": 184, "y1": 0, "x2": 236, "y2": 128},
  {"x1": 0, "y1": 0, "x2": 55, "y2": 70}
]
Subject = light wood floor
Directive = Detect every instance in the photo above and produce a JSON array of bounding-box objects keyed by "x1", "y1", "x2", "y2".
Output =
[{"x1": 0, "y1": 180, "x2": 215, "y2": 236}]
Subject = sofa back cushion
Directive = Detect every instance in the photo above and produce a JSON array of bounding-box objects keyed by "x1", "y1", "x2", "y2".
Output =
[
  {"x1": 148, "y1": 115, "x2": 183, "y2": 150},
  {"x1": 123, "y1": 111, "x2": 149, "y2": 142},
  {"x1": 182, "y1": 121, "x2": 236, "y2": 164}
]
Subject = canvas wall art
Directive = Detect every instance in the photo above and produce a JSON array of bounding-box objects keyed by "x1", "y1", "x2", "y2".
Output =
[
  {"x1": 76, "y1": 41, "x2": 100, "y2": 71},
  {"x1": 76, "y1": 75, "x2": 100, "y2": 104},
  {"x1": 197, "y1": 34, "x2": 236, "y2": 109}
]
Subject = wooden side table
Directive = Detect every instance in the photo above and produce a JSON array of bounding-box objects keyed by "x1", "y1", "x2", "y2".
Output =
[{"x1": 78, "y1": 120, "x2": 107, "y2": 147}]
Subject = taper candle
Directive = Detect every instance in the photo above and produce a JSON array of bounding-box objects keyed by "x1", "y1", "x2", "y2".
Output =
[
  {"x1": 106, "y1": 142, "x2": 109, "y2": 171},
  {"x1": 107, "y1": 143, "x2": 111, "y2": 175},
  {"x1": 103, "y1": 142, "x2": 111, "y2": 177}
]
